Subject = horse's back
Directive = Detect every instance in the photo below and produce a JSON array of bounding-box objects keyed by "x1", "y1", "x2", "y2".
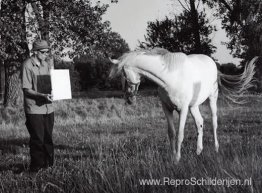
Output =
[
  {"x1": 187, "y1": 54, "x2": 217, "y2": 71},
  {"x1": 185, "y1": 54, "x2": 218, "y2": 105},
  {"x1": 185, "y1": 54, "x2": 217, "y2": 80}
]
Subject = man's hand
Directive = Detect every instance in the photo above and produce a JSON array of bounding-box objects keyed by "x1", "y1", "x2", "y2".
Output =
[{"x1": 43, "y1": 94, "x2": 53, "y2": 102}]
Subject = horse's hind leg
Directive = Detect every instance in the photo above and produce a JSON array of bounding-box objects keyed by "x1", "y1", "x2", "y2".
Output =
[
  {"x1": 190, "y1": 106, "x2": 204, "y2": 155},
  {"x1": 209, "y1": 86, "x2": 219, "y2": 152},
  {"x1": 176, "y1": 106, "x2": 189, "y2": 163},
  {"x1": 161, "y1": 102, "x2": 176, "y2": 155}
]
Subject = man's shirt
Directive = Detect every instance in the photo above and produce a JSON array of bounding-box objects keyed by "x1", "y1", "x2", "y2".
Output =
[{"x1": 22, "y1": 57, "x2": 54, "y2": 114}]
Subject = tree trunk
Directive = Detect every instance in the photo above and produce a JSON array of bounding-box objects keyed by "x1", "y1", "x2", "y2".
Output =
[
  {"x1": 1, "y1": 0, "x2": 29, "y2": 107},
  {"x1": 31, "y1": 0, "x2": 51, "y2": 41},
  {"x1": 41, "y1": 0, "x2": 51, "y2": 41},
  {"x1": 0, "y1": 63, "x2": 4, "y2": 102},
  {"x1": 189, "y1": 0, "x2": 202, "y2": 54},
  {"x1": 3, "y1": 61, "x2": 23, "y2": 106}
]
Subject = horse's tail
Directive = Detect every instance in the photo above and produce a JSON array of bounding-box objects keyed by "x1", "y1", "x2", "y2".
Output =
[{"x1": 217, "y1": 57, "x2": 258, "y2": 104}]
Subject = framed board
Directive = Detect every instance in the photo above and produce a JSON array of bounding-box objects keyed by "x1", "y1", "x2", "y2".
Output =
[{"x1": 50, "y1": 69, "x2": 72, "y2": 101}]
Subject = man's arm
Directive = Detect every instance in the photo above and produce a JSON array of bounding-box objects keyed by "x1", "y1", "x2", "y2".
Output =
[{"x1": 23, "y1": 88, "x2": 53, "y2": 102}]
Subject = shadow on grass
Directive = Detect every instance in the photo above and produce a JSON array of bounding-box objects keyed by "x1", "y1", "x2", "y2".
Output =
[
  {"x1": 55, "y1": 144, "x2": 100, "y2": 160},
  {"x1": 0, "y1": 163, "x2": 28, "y2": 174},
  {"x1": 73, "y1": 89, "x2": 158, "y2": 99},
  {"x1": 0, "y1": 138, "x2": 29, "y2": 173},
  {"x1": 0, "y1": 138, "x2": 28, "y2": 154}
]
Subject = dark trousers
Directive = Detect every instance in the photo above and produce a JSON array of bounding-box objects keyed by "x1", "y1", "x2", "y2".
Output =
[{"x1": 25, "y1": 113, "x2": 54, "y2": 170}]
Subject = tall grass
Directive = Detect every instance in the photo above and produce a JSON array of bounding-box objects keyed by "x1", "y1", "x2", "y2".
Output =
[{"x1": 0, "y1": 94, "x2": 261, "y2": 193}]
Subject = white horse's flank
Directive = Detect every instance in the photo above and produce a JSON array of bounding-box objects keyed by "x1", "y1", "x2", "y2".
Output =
[{"x1": 109, "y1": 48, "x2": 256, "y2": 163}]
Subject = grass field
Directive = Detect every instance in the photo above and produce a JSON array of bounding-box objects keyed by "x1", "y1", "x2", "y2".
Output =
[{"x1": 0, "y1": 93, "x2": 262, "y2": 193}]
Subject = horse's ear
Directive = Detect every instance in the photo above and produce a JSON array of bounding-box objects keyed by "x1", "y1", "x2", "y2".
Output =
[
  {"x1": 121, "y1": 72, "x2": 126, "y2": 91},
  {"x1": 109, "y1": 62, "x2": 119, "y2": 79},
  {"x1": 109, "y1": 57, "x2": 121, "y2": 79},
  {"x1": 109, "y1": 57, "x2": 119, "y2": 64}
]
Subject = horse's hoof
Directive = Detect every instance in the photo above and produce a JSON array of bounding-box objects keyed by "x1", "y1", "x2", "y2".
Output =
[
  {"x1": 174, "y1": 155, "x2": 180, "y2": 164},
  {"x1": 196, "y1": 147, "x2": 203, "y2": 155},
  {"x1": 215, "y1": 145, "x2": 219, "y2": 153}
]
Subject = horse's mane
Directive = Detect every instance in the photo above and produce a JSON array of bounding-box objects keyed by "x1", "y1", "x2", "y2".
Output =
[
  {"x1": 144, "y1": 48, "x2": 187, "y2": 72},
  {"x1": 110, "y1": 48, "x2": 187, "y2": 78},
  {"x1": 144, "y1": 47, "x2": 170, "y2": 56},
  {"x1": 160, "y1": 52, "x2": 187, "y2": 72}
]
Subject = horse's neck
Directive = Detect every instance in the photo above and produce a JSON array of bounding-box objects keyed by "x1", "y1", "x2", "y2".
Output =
[{"x1": 134, "y1": 58, "x2": 168, "y2": 89}]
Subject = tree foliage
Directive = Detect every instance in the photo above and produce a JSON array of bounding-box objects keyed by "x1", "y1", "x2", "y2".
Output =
[
  {"x1": 0, "y1": 0, "x2": 29, "y2": 63},
  {"x1": 26, "y1": 0, "x2": 127, "y2": 59},
  {"x1": 140, "y1": 9, "x2": 216, "y2": 56},
  {"x1": 140, "y1": 0, "x2": 216, "y2": 55},
  {"x1": 203, "y1": 0, "x2": 262, "y2": 60}
]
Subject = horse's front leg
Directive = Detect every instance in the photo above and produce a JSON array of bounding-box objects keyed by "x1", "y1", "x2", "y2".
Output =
[
  {"x1": 161, "y1": 102, "x2": 176, "y2": 155},
  {"x1": 176, "y1": 106, "x2": 189, "y2": 163},
  {"x1": 190, "y1": 106, "x2": 204, "y2": 155}
]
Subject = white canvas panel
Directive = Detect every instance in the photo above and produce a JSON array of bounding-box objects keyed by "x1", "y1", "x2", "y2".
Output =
[{"x1": 50, "y1": 69, "x2": 72, "y2": 101}]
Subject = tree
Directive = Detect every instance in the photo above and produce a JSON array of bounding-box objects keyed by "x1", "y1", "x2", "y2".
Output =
[
  {"x1": 0, "y1": 61, "x2": 4, "y2": 101},
  {"x1": 188, "y1": 0, "x2": 202, "y2": 54},
  {"x1": 202, "y1": 0, "x2": 262, "y2": 59},
  {"x1": 140, "y1": 11, "x2": 216, "y2": 56},
  {"x1": 0, "y1": 0, "x2": 29, "y2": 107},
  {"x1": 26, "y1": 0, "x2": 130, "y2": 59}
]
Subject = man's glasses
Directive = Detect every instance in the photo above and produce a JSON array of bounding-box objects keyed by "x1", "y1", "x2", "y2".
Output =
[{"x1": 39, "y1": 50, "x2": 49, "y2": 54}]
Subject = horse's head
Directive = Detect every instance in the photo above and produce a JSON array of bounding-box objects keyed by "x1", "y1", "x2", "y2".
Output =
[
  {"x1": 109, "y1": 58, "x2": 141, "y2": 105},
  {"x1": 122, "y1": 67, "x2": 141, "y2": 104}
]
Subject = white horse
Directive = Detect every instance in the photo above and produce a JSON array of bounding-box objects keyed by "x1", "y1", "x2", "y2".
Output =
[{"x1": 109, "y1": 48, "x2": 257, "y2": 163}]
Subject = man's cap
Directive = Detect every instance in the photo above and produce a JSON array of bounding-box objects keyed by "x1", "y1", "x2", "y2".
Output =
[{"x1": 32, "y1": 40, "x2": 50, "y2": 51}]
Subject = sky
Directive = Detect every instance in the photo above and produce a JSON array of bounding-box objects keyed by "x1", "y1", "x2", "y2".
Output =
[{"x1": 98, "y1": 0, "x2": 241, "y2": 64}]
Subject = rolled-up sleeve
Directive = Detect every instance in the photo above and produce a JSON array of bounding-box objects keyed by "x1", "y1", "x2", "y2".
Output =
[{"x1": 22, "y1": 63, "x2": 32, "y2": 89}]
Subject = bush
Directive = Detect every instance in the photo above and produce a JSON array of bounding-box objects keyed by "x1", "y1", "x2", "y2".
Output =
[{"x1": 74, "y1": 57, "x2": 122, "y2": 90}]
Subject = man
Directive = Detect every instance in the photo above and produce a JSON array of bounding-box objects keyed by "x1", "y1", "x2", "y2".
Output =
[{"x1": 22, "y1": 39, "x2": 54, "y2": 172}]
